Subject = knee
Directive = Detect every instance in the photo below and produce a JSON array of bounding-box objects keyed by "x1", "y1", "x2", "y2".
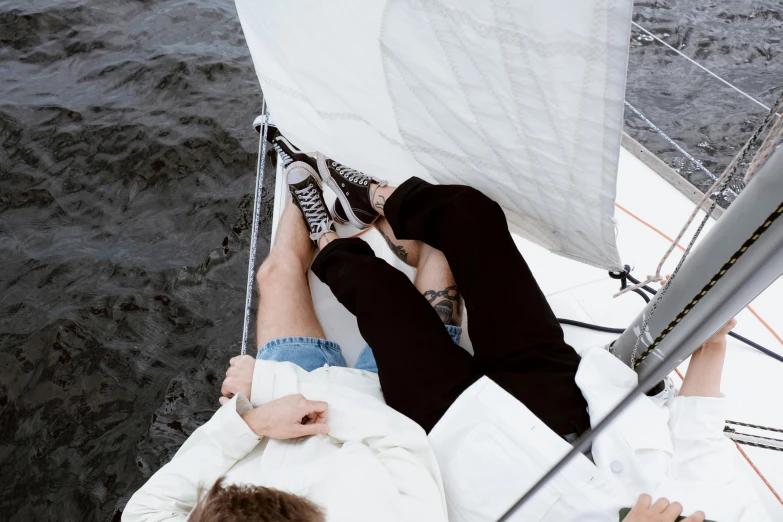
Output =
[
  {"x1": 256, "y1": 253, "x2": 308, "y2": 287},
  {"x1": 449, "y1": 186, "x2": 505, "y2": 224}
]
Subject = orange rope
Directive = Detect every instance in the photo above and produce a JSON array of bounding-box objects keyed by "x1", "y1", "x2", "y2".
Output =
[
  {"x1": 615, "y1": 202, "x2": 783, "y2": 505},
  {"x1": 614, "y1": 202, "x2": 783, "y2": 347},
  {"x1": 614, "y1": 203, "x2": 686, "y2": 251},
  {"x1": 734, "y1": 442, "x2": 783, "y2": 505},
  {"x1": 747, "y1": 306, "x2": 783, "y2": 347}
]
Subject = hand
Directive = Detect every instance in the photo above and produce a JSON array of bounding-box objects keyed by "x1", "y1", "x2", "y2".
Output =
[
  {"x1": 660, "y1": 275, "x2": 737, "y2": 352},
  {"x1": 219, "y1": 355, "x2": 255, "y2": 405},
  {"x1": 700, "y1": 317, "x2": 737, "y2": 352},
  {"x1": 240, "y1": 394, "x2": 330, "y2": 439},
  {"x1": 622, "y1": 494, "x2": 705, "y2": 522}
]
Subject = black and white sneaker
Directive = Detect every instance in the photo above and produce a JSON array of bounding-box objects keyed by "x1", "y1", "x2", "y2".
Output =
[
  {"x1": 256, "y1": 113, "x2": 319, "y2": 171},
  {"x1": 287, "y1": 162, "x2": 335, "y2": 247},
  {"x1": 271, "y1": 134, "x2": 318, "y2": 172},
  {"x1": 316, "y1": 153, "x2": 387, "y2": 230}
]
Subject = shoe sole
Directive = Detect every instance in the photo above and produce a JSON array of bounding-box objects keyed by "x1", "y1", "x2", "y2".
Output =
[{"x1": 316, "y1": 152, "x2": 372, "y2": 230}]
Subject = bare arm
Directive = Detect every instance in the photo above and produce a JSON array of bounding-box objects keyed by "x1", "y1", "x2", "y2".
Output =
[{"x1": 677, "y1": 317, "x2": 736, "y2": 398}]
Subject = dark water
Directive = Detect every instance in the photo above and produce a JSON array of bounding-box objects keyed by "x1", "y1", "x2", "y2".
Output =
[
  {"x1": 625, "y1": 0, "x2": 783, "y2": 201},
  {"x1": 0, "y1": 1, "x2": 779, "y2": 520}
]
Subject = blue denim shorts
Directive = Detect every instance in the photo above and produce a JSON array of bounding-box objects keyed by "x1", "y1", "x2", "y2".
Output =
[{"x1": 257, "y1": 325, "x2": 463, "y2": 373}]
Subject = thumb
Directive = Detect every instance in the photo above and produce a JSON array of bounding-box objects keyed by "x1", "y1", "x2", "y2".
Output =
[
  {"x1": 219, "y1": 396, "x2": 230, "y2": 406},
  {"x1": 296, "y1": 422, "x2": 330, "y2": 436},
  {"x1": 682, "y1": 511, "x2": 706, "y2": 522}
]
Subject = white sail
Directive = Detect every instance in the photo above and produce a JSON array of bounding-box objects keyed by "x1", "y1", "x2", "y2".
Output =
[{"x1": 235, "y1": 0, "x2": 633, "y2": 270}]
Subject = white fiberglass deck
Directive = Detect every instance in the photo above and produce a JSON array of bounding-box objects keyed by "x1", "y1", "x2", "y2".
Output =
[{"x1": 269, "y1": 146, "x2": 783, "y2": 518}]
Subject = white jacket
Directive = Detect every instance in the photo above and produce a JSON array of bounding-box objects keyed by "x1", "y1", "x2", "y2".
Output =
[
  {"x1": 125, "y1": 347, "x2": 770, "y2": 522},
  {"x1": 430, "y1": 346, "x2": 770, "y2": 521},
  {"x1": 122, "y1": 361, "x2": 448, "y2": 522}
]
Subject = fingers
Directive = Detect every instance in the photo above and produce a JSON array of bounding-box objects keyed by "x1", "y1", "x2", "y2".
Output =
[
  {"x1": 682, "y1": 511, "x2": 706, "y2": 522},
  {"x1": 303, "y1": 411, "x2": 328, "y2": 424},
  {"x1": 662, "y1": 501, "x2": 684, "y2": 520},
  {"x1": 229, "y1": 354, "x2": 253, "y2": 367},
  {"x1": 633, "y1": 494, "x2": 652, "y2": 511},
  {"x1": 219, "y1": 396, "x2": 229, "y2": 406},
  {"x1": 296, "y1": 422, "x2": 330, "y2": 436},
  {"x1": 651, "y1": 497, "x2": 671, "y2": 513},
  {"x1": 220, "y1": 379, "x2": 235, "y2": 399},
  {"x1": 306, "y1": 399, "x2": 328, "y2": 414},
  {"x1": 723, "y1": 317, "x2": 738, "y2": 331}
]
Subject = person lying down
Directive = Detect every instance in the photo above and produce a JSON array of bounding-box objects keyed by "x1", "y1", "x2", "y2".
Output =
[{"x1": 122, "y1": 126, "x2": 770, "y2": 522}]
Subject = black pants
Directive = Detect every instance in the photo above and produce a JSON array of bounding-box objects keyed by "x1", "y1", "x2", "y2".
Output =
[{"x1": 311, "y1": 177, "x2": 589, "y2": 436}]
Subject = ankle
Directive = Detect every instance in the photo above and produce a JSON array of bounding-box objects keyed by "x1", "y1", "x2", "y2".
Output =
[
  {"x1": 318, "y1": 231, "x2": 340, "y2": 250},
  {"x1": 370, "y1": 184, "x2": 393, "y2": 217}
]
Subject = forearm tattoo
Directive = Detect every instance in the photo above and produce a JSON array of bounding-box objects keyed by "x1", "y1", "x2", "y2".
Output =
[
  {"x1": 378, "y1": 229, "x2": 408, "y2": 263},
  {"x1": 422, "y1": 285, "x2": 462, "y2": 326}
]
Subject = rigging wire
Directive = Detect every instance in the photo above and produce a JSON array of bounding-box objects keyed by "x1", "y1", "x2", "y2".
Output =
[
  {"x1": 623, "y1": 101, "x2": 736, "y2": 196},
  {"x1": 631, "y1": 21, "x2": 774, "y2": 114},
  {"x1": 618, "y1": 88, "x2": 783, "y2": 301},
  {"x1": 240, "y1": 101, "x2": 269, "y2": 356},
  {"x1": 726, "y1": 420, "x2": 783, "y2": 435}
]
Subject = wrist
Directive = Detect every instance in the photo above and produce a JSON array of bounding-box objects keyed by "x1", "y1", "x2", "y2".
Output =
[
  {"x1": 694, "y1": 341, "x2": 727, "y2": 358},
  {"x1": 241, "y1": 406, "x2": 272, "y2": 437}
]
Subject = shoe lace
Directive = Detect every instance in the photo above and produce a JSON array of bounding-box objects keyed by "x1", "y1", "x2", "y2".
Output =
[
  {"x1": 332, "y1": 161, "x2": 372, "y2": 186},
  {"x1": 294, "y1": 184, "x2": 332, "y2": 239},
  {"x1": 274, "y1": 143, "x2": 293, "y2": 167}
]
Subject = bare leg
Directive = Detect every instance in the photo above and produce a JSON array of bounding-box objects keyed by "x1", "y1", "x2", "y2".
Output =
[
  {"x1": 375, "y1": 217, "x2": 462, "y2": 326},
  {"x1": 371, "y1": 183, "x2": 394, "y2": 217},
  {"x1": 256, "y1": 200, "x2": 326, "y2": 347}
]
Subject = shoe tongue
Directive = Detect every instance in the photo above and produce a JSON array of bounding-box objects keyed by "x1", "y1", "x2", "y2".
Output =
[{"x1": 287, "y1": 166, "x2": 312, "y2": 185}]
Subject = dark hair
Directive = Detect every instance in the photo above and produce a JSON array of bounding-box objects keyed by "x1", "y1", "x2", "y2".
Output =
[{"x1": 189, "y1": 477, "x2": 325, "y2": 522}]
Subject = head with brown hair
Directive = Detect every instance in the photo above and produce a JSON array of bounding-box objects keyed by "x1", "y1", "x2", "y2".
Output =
[{"x1": 189, "y1": 477, "x2": 325, "y2": 522}]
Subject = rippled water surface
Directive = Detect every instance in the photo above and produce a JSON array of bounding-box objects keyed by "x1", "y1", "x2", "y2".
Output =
[
  {"x1": 626, "y1": 0, "x2": 782, "y2": 199},
  {"x1": 0, "y1": 1, "x2": 780, "y2": 520}
]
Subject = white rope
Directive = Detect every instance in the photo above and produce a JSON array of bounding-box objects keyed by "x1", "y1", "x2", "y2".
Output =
[
  {"x1": 617, "y1": 95, "x2": 782, "y2": 298},
  {"x1": 745, "y1": 97, "x2": 783, "y2": 183},
  {"x1": 631, "y1": 22, "x2": 774, "y2": 114},
  {"x1": 241, "y1": 101, "x2": 269, "y2": 356}
]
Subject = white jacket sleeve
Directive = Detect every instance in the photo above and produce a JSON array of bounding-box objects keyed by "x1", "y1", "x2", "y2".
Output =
[
  {"x1": 576, "y1": 347, "x2": 771, "y2": 521},
  {"x1": 122, "y1": 394, "x2": 262, "y2": 522},
  {"x1": 668, "y1": 396, "x2": 734, "y2": 482},
  {"x1": 658, "y1": 395, "x2": 771, "y2": 521}
]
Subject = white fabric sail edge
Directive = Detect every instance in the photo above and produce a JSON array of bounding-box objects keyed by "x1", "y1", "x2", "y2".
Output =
[{"x1": 235, "y1": 0, "x2": 632, "y2": 270}]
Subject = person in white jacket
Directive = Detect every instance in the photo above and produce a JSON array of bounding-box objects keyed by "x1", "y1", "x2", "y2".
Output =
[{"x1": 122, "y1": 165, "x2": 452, "y2": 522}]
